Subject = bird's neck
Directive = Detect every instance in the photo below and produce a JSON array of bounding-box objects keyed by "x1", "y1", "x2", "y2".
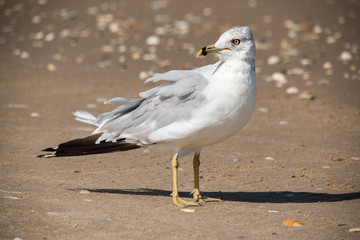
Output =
[{"x1": 218, "y1": 56, "x2": 255, "y2": 75}]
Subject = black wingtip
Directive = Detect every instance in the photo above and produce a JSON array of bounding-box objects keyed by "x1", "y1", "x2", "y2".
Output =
[
  {"x1": 38, "y1": 134, "x2": 141, "y2": 158},
  {"x1": 42, "y1": 147, "x2": 57, "y2": 152},
  {"x1": 37, "y1": 153, "x2": 56, "y2": 158}
]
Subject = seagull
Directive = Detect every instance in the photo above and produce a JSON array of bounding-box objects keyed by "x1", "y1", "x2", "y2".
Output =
[{"x1": 38, "y1": 26, "x2": 256, "y2": 207}]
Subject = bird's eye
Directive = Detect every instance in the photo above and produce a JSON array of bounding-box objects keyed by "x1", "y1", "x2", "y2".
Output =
[{"x1": 232, "y1": 39, "x2": 241, "y2": 45}]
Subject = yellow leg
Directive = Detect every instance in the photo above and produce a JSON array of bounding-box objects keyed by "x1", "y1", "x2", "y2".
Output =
[
  {"x1": 191, "y1": 152, "x2": 223, "y2": 202},
  {"x1": 171, "y1": 153, "x2": 198, "y2": 207}
]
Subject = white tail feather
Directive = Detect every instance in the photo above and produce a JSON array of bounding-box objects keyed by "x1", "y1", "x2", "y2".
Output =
[{"x1": 73, "y1": 110, "x2": 98, "y2": 126}]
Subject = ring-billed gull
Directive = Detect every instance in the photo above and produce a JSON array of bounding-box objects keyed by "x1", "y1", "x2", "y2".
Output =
[{"x1": 38, "y1": 26, "x2": 256, "y2": 207}]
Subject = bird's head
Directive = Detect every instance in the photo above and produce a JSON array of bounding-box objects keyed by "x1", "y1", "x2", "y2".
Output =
[{"x1": 198, "y1": 26, "x2": 255, "y2": 61}]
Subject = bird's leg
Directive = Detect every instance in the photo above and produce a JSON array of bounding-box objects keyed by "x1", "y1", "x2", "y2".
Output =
[
  {"x1": 191, "y1": 152, "x2": 223, "y2": 202},
  {"x1": 170, "y1": 153, "x2": 198, "y2": 207}
]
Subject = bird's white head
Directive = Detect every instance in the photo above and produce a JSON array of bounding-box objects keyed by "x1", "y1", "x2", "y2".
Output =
[{"x1": 198, "y1": 26, "x2": 255, "y2": 61}]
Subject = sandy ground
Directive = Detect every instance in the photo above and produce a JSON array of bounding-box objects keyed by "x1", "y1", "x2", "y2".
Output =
[{"x1": 1, "y1": 0, "x2": 360, "y2": 239}]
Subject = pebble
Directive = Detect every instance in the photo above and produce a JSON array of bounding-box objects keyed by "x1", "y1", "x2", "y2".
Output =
[
  {"x1": 337, "y1": 15, "x2": 346, "y2": 24},
  {"x1": 80, "y1": 190, "x2": 90, "y2": 194},
  {"x1": 97, "y1": 60, "x2": 112, "y2": 68},
  {"x1": 86, "y1": 6, "x2": 98, "y2": 15},
  {"x1": 350, "y1": 157, "x2": 360, "y2": 161},
  {"x1": 13, "y1": 49, "x2": 21, "y2": 56},
  {"x1": 143, "y1": 53, "x2": 156, "y2": 61},
  {"x1": 298, "y1": 91, "x2": 315, "y2": 100},
  {"x1": 268, "y1": 210, "x2": 279, "y2": 213},
  {"x1": 202, "y1": 7, "x2": 212, "y2": 17},
  {"x1": 154, "y1": 26, "x2": 167, "y2": 35},
  {"x1": 44, "y1": 32, "x2": 56, "y2": 42},
  {"x1": 32, "y1": 41, "x2": 44, "y2": 48},
  {"x1": 4, "y1": 196, "x2": 20, "y2": 200},
  {"x1": 31, "y1": 112, "x2": 40, "y2": 117},
  {"x1": 339, "y1": 51, "x2": 352, "y2": 61},
  {"x1": 13, "y1": 238, "x2": 23, "y2": 240},
  {"x1": 118, "y1": 56, "x2": 126, "y2": 63},
  {"x1": 101, "y1": 45, "x2": 115, "y2": 53},
  {"x1": 38, "y1": 0, "x2": 47, "y2": 5},
  {"x1": 46, "y1": 63, "x2": 56, "y2": 71},
  {"x1": 174, "y1": 20, "x2": 190, "y2": 35},
  {"x1": 52, "y1": 53, "x2": 64, "y2": 61},
  {"x1": 317, "y1": 79, "x2": 330, "y2": 85},
  {"x1": 303, "y1": 71, "x2": 311, "y2": 80},
  {"x1": 248, "y1": 0, "x2": 258, "y2": 8},
  {"x1": 265, "y1": 157, "x2": 275, "y2": 161},
  {"x1": 151, "y1": 0, "x2": 168, "y2": 11},
  {"x1": 118, "y1": 45, "x2": 127, "y2": 53},
  {"x1": 263, "y1": 15, "x2": 272, "y2": 24},
  {"x1": 146, "y1": 35, "x2": 160, "y2": 46},
  {"x1": 7, "y1": 103, "x2": 28, "y2": 108},
  {"x1": 47, "y1": 212, "x2": 59, "y2": 216},
  {"x1": 109, "y1": 22, "x2": 120, "y2": 34},
  {"x1": 313, "y1": 25, "x2": 322, "y2": 34},
  {"x1": 181, "y1": 208, "x2": 195, "y2": 213},
  {"x1": 33, "y1": 31, "x2": 44, "y2": 40},
  {"x1": 350, "y1": 74, "x2": 360, "y2": 81},
  {"x1": 349, "y1": 228, "x2": 360, "y2": 232},
  {"x1": 0, "y1": 190, "x2": 22, "y2": 194},
  {"x1": 279, "y1": 121, "x2": 288, "y2": 125},
  {"x1": 287, "y1": 68, "x2": 304, "y2": 75},
  {"x1": 283, "y1": 220, "x2": 304, "y2": 227},
  {"x1": 132, "y1": 52, "x2": 141, "y2": 60},
  {"x1": 334, "y1": 31, "x2": 343, "y2": 40},
  {"x1": 305, "y1": 80, "x2": 313, "y2": 86},
  {"x1": 60, "y1": 9, "x2": 77, "y2": 20},
  {"x1": 322, "y1": 61, "x2": 332, "y2": 70},
  {"x1": 82, "y1": 199, "x2": 92, "y2": 202},
  {"x1": 300, "y1": 59, "x2": 312, "y2": 66},
  {"x1": 233, "y1": 159, "x2": 239, "y2": 162},
  {"x1": 267, "y1": 55, "x2": 280, "y2": 65},
  {"x1": 350, "y1": 65, "x2": 357, "y2": 71},
  {"x1": 270, "y1": 72, "x2": 287, "y2": 87},
  {"x1": 32, "y1": 15, "x2": 41, "y2": 24},
  {"x1": 286, "y1": 87, "x2": 299, "y2": 94},
  {"x1": 139, "y1": 71, "x2": 149, "y2": 80},
  {"x1": 60, "y1": 29, "x2": 70, "y2": 38},
  {"x1": 20, "y1": 51, "x2": 29, "y2": 59},
  {"x1": 326, "y1": 35, "x2": 336, "y2": 44},
  {"x1": 258, "y1": 107, "x2": 269, "y2": 113},
  {"x1": 86, "y1": 104, "x2": 96, "y2": 109},
  {"x1": 75, "y1": 55, "x2": 85, "y2": 64},
  {"x1": 96, "y1": 98, "x2": 107, "y2": 103}
]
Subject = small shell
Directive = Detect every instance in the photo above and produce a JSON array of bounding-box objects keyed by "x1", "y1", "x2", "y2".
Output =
[
  {"x1": 181, "y1": 208, "x2": 195, "y2": 213},
  {"x1": 283, "y1": 220, "x2": 304, "y2": 226}
]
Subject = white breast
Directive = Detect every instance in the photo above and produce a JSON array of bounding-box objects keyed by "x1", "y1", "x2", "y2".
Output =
[{"x1": 149, "y1": 62, "x2": 256, "y2": 154}]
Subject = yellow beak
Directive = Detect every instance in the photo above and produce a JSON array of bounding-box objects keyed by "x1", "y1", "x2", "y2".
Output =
[{"x1": 197, "y1": 45, "x2": 231, "y2": 56}]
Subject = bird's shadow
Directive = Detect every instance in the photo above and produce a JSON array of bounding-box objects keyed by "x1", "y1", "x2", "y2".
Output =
[{"x1": 71, "y1": 188, "x2": 360, "y2": 203}]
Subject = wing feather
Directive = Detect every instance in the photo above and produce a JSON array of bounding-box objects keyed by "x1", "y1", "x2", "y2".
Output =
[{"x1": 79, "y1": 67, "x2": 212, "y2": 144}]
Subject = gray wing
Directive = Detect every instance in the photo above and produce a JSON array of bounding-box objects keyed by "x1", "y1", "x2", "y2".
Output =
[{"x1": 74, "y1": 65, "x2": 213, "y2": 145}]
